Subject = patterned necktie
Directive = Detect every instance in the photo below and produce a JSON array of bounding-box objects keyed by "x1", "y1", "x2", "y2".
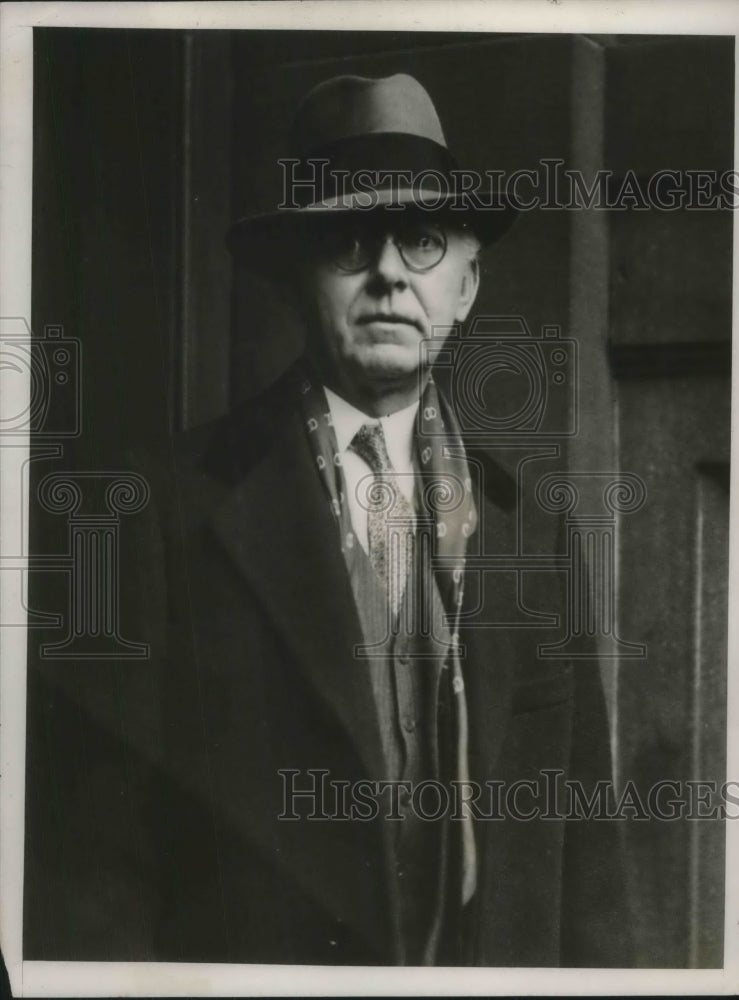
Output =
[{"x1": 350, "y1": 422, "x2": 415, "y2": 617}]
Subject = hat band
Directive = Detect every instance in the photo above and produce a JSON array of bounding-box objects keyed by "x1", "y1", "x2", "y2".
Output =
[{"x1": 288, "y1": 132, "x2": 460, "y2": 208}]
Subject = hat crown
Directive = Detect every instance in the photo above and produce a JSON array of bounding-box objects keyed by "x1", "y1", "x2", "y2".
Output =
[
  {"x1": 291, "y1": 73, "x2": 447, "y2": 157},
  {"x1": 226, "y1": 72, "x2": 519, "y2": 269}
]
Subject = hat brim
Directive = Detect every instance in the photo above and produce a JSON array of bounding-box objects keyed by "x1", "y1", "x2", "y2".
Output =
[{"x1": 226, "y1": 188, "x2": 519, "y2": 279}]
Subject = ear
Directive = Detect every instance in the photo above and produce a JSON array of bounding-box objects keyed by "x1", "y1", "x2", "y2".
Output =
[{"x1": 455, "y1": 258, "x2": 480, "y2": 323}]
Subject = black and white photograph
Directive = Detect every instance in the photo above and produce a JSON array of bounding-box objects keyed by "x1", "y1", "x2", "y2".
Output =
[{"x1": 0, "y1": 2, "x2": 737, "y2": 995}]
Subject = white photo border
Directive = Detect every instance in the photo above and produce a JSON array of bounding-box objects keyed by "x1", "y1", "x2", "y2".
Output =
[{"x1": 1, "y1": 2, "x2": 738, "y2": 996}]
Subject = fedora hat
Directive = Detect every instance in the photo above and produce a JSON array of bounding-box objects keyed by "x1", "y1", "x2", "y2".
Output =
[{"x1": 226, "y1": 73, "x2": 518, "y2": 272}]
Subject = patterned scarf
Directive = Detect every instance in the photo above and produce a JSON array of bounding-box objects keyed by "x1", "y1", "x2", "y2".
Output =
[{"x1": 295, "y1": 358, "x2": 478, "y2": 910}]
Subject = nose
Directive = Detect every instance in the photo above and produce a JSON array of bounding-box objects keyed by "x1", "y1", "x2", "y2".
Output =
[{"x1": 369, "y1": 236, "x2": 408, "y2": 288}]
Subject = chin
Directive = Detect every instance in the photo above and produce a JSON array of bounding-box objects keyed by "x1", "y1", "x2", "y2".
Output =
[{"x1": 354, "y1": 344, "x2": 420, "y2": 380}]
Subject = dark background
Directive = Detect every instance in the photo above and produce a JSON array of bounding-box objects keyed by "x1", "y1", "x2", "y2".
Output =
[{"x1": 25, "y1": 28, "x2": 732, "y2": 967}]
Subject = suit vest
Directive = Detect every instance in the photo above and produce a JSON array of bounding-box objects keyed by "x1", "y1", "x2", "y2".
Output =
[{"x1": 347, "y1": 522, "x2": 456, "y2": 965}]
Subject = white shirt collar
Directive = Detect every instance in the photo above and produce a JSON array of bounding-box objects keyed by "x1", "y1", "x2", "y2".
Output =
[{"x1": 323, "y1": 385, "x2": 419, "y2": 473}]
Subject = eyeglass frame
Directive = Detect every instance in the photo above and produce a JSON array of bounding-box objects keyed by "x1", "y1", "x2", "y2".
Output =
[{"x1": 307, "y1": 216, "x2": 452, "y2": 275}]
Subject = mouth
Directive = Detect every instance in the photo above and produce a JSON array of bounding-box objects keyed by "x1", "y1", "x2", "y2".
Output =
[{"x1": 357, "y1": 313, "x2": 421, "y2": 331}]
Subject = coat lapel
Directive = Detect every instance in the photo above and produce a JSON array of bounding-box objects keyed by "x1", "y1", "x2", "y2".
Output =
[
  {"x1": 207, "y1": 404, "x2": 386, "y2": 784},
  {"x1": 462, "y1": 449, "x2": 519, "y2": 785}
]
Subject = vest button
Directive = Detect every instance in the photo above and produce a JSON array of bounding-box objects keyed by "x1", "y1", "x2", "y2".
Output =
[
  {"x1": 402, "y1": 715, "x2": 416, "y2": 733},
  {"x1": 397, "y1": 653, "x2": 410, "y2": 666}
]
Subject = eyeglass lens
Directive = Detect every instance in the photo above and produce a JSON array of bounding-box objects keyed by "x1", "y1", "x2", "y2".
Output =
[{"x1": 313, "y1": 219, "x2": 448, "y2": 273}]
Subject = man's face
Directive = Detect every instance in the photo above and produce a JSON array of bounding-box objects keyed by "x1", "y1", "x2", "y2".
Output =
[{"x1": 297, "y1": 211, "x2": 480, "y2": 398}]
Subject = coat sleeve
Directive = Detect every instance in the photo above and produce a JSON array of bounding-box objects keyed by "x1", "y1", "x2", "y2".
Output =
[{"x1": 23, "y1": 448, "x2": 170, "y2": 960}]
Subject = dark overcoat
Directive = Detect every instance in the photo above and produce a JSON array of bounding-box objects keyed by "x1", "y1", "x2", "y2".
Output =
[{"x1": 25, "y1": 365, "x2": 634, "y2": 967}]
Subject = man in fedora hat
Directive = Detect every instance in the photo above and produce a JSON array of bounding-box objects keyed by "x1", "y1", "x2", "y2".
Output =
[{"x1": 121, "y1": 73, "x2": 632, "y2": 967}]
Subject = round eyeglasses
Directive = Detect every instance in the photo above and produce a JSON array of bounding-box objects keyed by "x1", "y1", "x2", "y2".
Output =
[{"x1": 311, "y1": 219, "x2": 449, "y2": 274}]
